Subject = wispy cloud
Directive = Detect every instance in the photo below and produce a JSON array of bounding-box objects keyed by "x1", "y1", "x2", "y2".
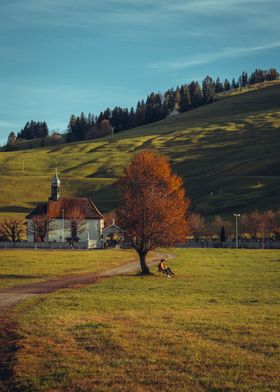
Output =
[
  {"x1": 165, "y1": 0, "x2": 278, "y2": 12},
  {"x1": 149, "y1": 41, "x2": 280, "y2": 70},
  {"x1": 1, "y1": 0, "x2": 278, "y2": 37}
]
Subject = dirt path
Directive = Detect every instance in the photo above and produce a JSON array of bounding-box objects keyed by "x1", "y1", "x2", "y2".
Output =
[
  {"x1": 0, "y1": 251, "x2": 173, "y2": 309},
  {"x1": 0, "y1": 251, "x2": 173, "y2": 391}
]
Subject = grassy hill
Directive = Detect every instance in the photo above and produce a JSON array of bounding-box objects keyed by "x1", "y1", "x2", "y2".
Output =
[{"x1": 0, "y1": 81, "x2": 279, "y2": 219}]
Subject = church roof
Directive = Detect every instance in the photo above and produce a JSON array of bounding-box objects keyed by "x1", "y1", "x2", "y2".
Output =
[{"x1": 26, "y1": 198, "x2": 103, "y2": 220}]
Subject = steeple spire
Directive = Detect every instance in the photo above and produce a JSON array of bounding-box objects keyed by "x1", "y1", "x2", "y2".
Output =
[{"x1": 50, "y1": 169, "x2": 61, "y2": 201}]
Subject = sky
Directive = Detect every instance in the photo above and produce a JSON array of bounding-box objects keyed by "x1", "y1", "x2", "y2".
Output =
[{"x1": 0, "y1": 0, "x2": 279, "y2": 145}]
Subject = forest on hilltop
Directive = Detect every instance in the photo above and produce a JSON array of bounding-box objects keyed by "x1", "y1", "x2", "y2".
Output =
[{"x1": 3, "y1": 67, "x2": 279, "y2": 151}]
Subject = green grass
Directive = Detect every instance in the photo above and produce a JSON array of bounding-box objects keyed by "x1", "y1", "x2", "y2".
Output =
[
  {"x1": 0, "y1": 249, "x2": 136, "y2": 288},
  {"x1": 8, "y1": 248, "x2": 280, "y2": 391},
  {"x1": 0, "y1": 81, "x2": 279, "y2": 219}
]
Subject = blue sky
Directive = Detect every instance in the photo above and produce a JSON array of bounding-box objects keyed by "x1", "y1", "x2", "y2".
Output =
[{"x1": 0, "y1": 0, "x2": 279, "y2": 145}]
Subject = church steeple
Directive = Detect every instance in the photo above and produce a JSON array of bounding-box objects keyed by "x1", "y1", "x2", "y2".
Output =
[{"x1": 50, "y1": 169, "x2": 61, "y2": 201}]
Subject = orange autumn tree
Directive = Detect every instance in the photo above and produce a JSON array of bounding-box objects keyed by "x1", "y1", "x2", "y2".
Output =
[{"x1": 116, "y1": 150, "x2": 190, "y2": 274}]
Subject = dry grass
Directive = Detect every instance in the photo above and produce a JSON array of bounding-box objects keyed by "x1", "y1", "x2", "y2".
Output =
[
  {"x1": 7, "y1": 248, "x2": 280, "y2": 391},
  {"x1": 0, "y1": 82, "x2": 279, "y2": 219},
  {"x1": 0, "y1": 249, "x2": 136, "y2": 288}
]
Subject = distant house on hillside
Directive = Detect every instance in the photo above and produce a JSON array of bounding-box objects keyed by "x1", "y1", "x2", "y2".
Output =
[
  {"x1": 26, "y1": 171, "x2": 104, "y2": 247},
  {"x1": 168, "y1": 109, "x2": 180, "y2": 118}
]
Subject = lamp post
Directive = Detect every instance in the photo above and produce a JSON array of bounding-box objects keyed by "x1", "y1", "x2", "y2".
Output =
[
  {"x1": 62, "y1": 208, "x2": 65, "y2": 242},
  {"x1": 233, "y1": 213, "x2": 240, "y2": 249}
]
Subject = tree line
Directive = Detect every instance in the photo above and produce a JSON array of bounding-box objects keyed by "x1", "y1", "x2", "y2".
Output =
[
  {"x1": 2, "y1": 208, "x2": 279, "y2": 245},
  {"x1": 188, "y1": 210, "x2": 280, "y2": 243},
  {"x1": 3, "y1": 67, "x2": 279, "y2": 149},
  {"x1": 65, "y1": 67, "x2": 279, "y2": 142}
]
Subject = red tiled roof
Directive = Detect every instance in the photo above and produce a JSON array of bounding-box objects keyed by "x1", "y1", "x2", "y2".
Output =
[{"x1": 26, "y1": 198, "x2": 103, "y2": 220}]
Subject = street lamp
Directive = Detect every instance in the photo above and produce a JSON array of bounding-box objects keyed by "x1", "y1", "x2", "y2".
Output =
[
  {"x1": 233, "y1": 213, "x2": 240, "y2": 249},
  {"x1": 62, "y1": 208, "x2": 65, "y2": 242}
]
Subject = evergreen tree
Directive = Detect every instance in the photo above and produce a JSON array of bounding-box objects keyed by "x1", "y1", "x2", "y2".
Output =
[
  {"x1": 174, "y1": 88, "x2": 181, "y2": 112},
  {"x1": 4, "y1": 131, "x2": 17, "y2": 151},
  {"x1": 214, "y1": 77, "x2": 224, "y2": 93},
  {"x1": 220, "y1": 226, "x2": 226, "y2": 242},
  {"x1": 223, "y1": 79, "x2": 231, "y2": 91},
  {"x1": 202, "y1": 76, "x2": 216, "y2": 103},
  {"x1": 238, "y1": 71, "x2": 248, "y2": 88},
  {"x1": 164, "y1": 88, "x2": 176, "y2": 114},
  {"x1": 231, "y1": 78, "x2": 238, "y2": 89},
  {"x1": 189, "y1": 81, "x2": 203, "y2": 107},
  {"x1": 17, "y1": 121, "x2": 48, "y2": 140},
  {"x1": 179, "y1": 84, "x2": 191, "y2": 113}
]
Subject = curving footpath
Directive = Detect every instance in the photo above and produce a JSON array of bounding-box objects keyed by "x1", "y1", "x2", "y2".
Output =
[
  {"x1": 0, "y1": 252, "x2": 173, "y2": 309},
  {"x1": 0, "y1": 251, "x2": 174, "y2": 391}
]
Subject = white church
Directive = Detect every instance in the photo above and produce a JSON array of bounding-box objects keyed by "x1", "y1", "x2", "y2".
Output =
[{"x1": 26, "y1": 171, "x2": 104, "y2": 248}]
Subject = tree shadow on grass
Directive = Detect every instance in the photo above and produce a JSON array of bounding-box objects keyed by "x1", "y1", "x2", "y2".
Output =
[
  {"x1": 0, "y1": 206, "x2": 31, "y2": 213},
  {"x1": 0, "y1": 274, "x2": 45, "y2": 280},
  {"x1": 0, "y1": 314, "x2": 20, "y2": 391}
]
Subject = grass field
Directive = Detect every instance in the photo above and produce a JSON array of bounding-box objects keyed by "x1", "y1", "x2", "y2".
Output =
[
  {"x1": 0, "y1": 249, "x2": 135, "y2": 289},
  {"x1": 6, "y1": 248, "x2": 280, "y2": 391},
  {"x1": 0, "y1": 81, "x2": 279, "y2": 219}
]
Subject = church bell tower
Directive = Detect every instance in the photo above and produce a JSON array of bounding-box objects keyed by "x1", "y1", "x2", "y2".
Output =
[{"x1": 50, "y1": 169, "x2": 61, "y2": 201}]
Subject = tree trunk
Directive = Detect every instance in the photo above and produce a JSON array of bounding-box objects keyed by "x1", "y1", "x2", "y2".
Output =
[{"x1": 139, "y1": 252, "x2": 150, "y2": 275}]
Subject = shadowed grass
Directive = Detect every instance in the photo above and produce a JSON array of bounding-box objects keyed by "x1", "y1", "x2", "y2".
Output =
[
  {"x1": 8, "y1": 249, "x2": 280, "y2": 391},
  {"x1": 0, "y1": 82, "x2": 279, "y2": 219}
]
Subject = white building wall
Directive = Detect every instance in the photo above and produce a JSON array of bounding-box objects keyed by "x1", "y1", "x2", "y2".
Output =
[
  {"x1": 27, "y1": 220, "x2": 34, "y2": 242},
  {"x1": 83, "y1": 219, "x2": 104, "y2": 243},
  {"x1": 48, "y1": 219, "x2": 71, "y2": 242},
  {"x1": 27, "y1": 218, "x2": 104, "y2": 244}
]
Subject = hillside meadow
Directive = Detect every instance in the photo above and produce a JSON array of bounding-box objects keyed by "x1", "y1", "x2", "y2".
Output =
[
  {"x1": 4, "y1": 248, "x2": 280, "y2": 392},
  {"x1": 0, "y1": 81, "x2": 279, "y2": 220}
]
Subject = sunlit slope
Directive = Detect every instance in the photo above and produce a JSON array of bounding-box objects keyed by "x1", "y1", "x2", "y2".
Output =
[{"x1": 0, "y1": 81, "x2": 279, "y2": 218}]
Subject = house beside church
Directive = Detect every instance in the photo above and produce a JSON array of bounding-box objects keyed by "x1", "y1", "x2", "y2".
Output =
[
  {"x1": 26, "y1": 171, "x2": 104, "y2": 248},
  {"x1": 103, "y1": 220, "x2": 124, "y2": 248}
]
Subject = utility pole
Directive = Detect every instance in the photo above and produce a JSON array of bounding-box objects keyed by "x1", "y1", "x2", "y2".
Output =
[
  {"x1": 233, "y1": 213, "x2": 240, "y2": 249},
  {"x1": 62, "y1": 208, "x2": 65, "y2": 242}
]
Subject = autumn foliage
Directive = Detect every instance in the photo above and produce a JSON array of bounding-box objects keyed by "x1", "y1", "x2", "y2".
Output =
[{"x1": 116, "y1": 150, "x2": 190, "y2": 274}]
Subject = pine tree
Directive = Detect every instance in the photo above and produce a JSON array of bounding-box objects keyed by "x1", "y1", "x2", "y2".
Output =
[
  {"x1": 174, "y1": 88, "x2": 181, "y2": 111},
  {"x1": 223, "y1": 79, "x2": 231, "y2": 91},
  {"x1": 231, "y1": 78, "x2": 238, "y2": 89},
  {"x1": 202, "y1": 76, "x2": 215, "y2": 103},
  {"x1": 17, "y1": 121, "x2": 49, "y2": 140},
  {"x1": 220, "y1": 226, "x2": 226, "y2": 242},
  {"x1": 4, "y1": 132, "x2": 17, "y2": 151},
  {"x1": 179, "y1": 84, "x2": 191, "y2": 113},
  {"x1": 189, "y1": 81, "x2": 203, "y2": 107},
  {"x1": 214, "y1": 77, "x2": 224, "y2": 93}
]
